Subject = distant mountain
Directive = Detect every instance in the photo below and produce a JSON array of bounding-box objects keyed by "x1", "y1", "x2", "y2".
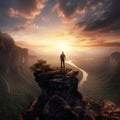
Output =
[
  {"x1": 0, "y1": 32, "x2": 28, "y2": 73},
  {"x1": 109, "y1": 52, "x2": 120, "y2": 75},
  {"x1": 82, "y1": 52, "x2": 120, "y2": 104},
  {"x1": 0, "y1": 32, "x2": 40, "y2": 120},
  {"x1": 102, "y1": 52, "x2": 120, "y2": 103},
  {"x1": 0, "y1": 32, "x2": 39, "y2": 94}
]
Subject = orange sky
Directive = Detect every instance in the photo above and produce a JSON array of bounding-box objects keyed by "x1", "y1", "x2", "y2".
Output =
[{"x1": 1, "y1": 0, "x2": 120, "y2": 55}]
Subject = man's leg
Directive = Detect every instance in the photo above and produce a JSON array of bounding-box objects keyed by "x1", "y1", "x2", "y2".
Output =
[
  {"x1": 61, "y1": 60, "x2": 62, "y2": 69},
  {"x1": 63, "y1": 60, "x2": 65, "y2": 69}
]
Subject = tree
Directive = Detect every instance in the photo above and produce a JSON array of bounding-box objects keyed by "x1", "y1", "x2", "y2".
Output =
[{"x1": 31, "y1": 59, "x2": 51, "y2": 72}]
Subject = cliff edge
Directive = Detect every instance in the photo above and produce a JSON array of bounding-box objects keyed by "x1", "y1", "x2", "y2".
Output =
[{"x1": 20, "y1": 67, "x2": 120, "y2": 120}]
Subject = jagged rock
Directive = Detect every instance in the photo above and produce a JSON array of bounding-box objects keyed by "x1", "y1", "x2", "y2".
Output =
[
  {"x1": 20, "y1": 67, "x2": 120, "y2": 120},
  {"x1": 102, "y1": 101, "x2": 120, "y2": 120},
  {"x1": 34, "y1": 68, "x2": 80, "y2": 96}
]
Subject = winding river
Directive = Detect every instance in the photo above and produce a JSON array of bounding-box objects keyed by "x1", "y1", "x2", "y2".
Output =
[{"x1": 66, "y1": 60, "x2": 88, "y2": 93}]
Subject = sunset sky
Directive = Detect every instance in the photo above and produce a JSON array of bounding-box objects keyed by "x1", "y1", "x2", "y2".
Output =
[{"x1": 0, "y1": 0, "x2": 120, "y2": 54}]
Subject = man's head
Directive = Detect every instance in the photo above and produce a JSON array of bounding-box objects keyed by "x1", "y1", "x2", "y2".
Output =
[{"x1": 62, "y1": 51, "x2": 64, "y2": 54}]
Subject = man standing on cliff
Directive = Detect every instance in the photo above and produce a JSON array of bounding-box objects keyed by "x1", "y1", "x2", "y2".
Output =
[{"x1": 60, "y1": 51, "x2": 66, "y2": 70}]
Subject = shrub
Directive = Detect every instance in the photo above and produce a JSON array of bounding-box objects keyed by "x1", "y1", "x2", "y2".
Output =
[{"x1": 31, "y1": 59, "x2": 51, "y2": 72}]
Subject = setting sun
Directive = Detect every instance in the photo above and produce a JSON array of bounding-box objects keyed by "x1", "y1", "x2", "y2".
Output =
[
  {"x1": 58, "y1": 41, "x2": 71, "y2": 53},
  {"x1": 59, "y1": 42, "x2": 66, "y2": 51}
]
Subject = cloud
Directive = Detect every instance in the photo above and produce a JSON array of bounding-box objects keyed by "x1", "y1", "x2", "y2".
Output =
[
  {"x1": 71, "y1": 0, "x2": 120, "y2": 44},
  {"x1": 8, "y1": 8, "x2": 18, "y2": 18},
  {"x1": 14, "y1": 21, "x2": 39, "y2": 32},
  {"x1": 1, "y1": 0, "x2": 120, "y2": 50},
  {"x1": 14, "y1": 26, "x2": 26, "y2": 31},
  {"x1": 8, "y1": 0, "x2": 48, "y2": 20},
  {"x1": 84, "y1": 42, "x2": 120, "y2": 48},
  {"x1": 76, "y1": 8, "x2": 87, "y2": 15},
  {"x1": 53, "y1": 0, "x2": 87, "y2": 23},
  {"x1": 79, "y1": 0, "x2": 120, "y2": 32},
  {"x1": 53, "y1": 0, "x2": 105, "y2": 24},
  {"x1": 40, "y1": 16, "x2": 49, "y2": 22}
]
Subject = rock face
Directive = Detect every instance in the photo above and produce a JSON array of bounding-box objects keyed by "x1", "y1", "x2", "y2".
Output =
[
  {"x1": 108, "y1": 52, "x2": 120, "y2": 80},
  {"x1": 34, "y1": 68, "x2": 80, "y2": 96},
  {"x1": 0, "y1": 32, "x2": 40, "y2": 120},
  {"x1": 0, "y1": 32, "x2": 28, "y2": 74},
  {"x1": 109, "y1": 52, "x2": 120, "y2": 72},
  {"x1": 20, "y1": 68, "x2": 120, "y2": 120},
  {"x1": 82, "y1": 51, "x2": 120, "y2": 104},
  {"x1": 0, "y1": 32, "x2": 37, "y2": 94},
  {"x1": 100, "y1": 52, "x2": 120, "y2": 103},
  {"x1": 108, "y1": 52, "x2": 120, "y2": 85}
]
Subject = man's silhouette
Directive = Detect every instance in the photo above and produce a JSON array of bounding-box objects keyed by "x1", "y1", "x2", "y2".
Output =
[{"x1": 60, "y1": 51, "x2": 66, "y2": 69}]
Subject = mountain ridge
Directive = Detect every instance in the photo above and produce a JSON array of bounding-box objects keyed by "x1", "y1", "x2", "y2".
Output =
[{"x1": 0, "y1": 32, "x2": 40, "y2": 120}]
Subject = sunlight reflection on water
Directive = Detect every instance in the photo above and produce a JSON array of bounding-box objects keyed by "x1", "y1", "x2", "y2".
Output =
[{"x1": 66, "y1": 60, "x2": 88, "y2": 94}]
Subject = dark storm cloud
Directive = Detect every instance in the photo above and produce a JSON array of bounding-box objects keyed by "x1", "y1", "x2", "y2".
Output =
[
  {"x1": 87, "y1": 0, "x2": 103, "y2": 6},
  {"x1": 80, "y1": 0, "x2": 120, "y2": 32},
  {"x1": 101, "y1": 21, "x2": 120, "y2": 33},
  {"x1": 0, "y1": 0, "x2": 48, "y2": 32},
  {"x1": 8, "y1": 0, "x2": 48, "y2": 19},
  {"x1": 55, "y1": 0, "x2": 87, "y2": 18},
  {"x1": 18, "y1": 0, "x2": 38, "y2": 11},
  {"x1": 54, "y1": 0, "x2": 105, "y2": 19},
  {"x1": 0, "y1": 0, "x2": 120, "y2": 34}
]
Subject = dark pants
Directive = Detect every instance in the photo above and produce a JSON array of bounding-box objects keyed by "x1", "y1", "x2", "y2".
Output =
[{"x1": 61, "y1": 59, "x2": 65, "y2": 69}]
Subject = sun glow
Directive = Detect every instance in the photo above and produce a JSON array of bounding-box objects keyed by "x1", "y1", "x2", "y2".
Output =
[
  {"x1": 60, "y1": 42, "x2": 66, "y2": 50},
  {"x1": 58, "y1": 42, "x2": 71, "y2": 52}
]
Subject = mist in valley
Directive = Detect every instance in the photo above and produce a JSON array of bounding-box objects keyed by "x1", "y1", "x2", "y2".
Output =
[{"x1": 39, "y1": 50, "x2": 120, "y2": 105}]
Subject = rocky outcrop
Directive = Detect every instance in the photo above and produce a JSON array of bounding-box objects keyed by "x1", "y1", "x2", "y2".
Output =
[
  {"x1": 20, "y1": 68, "x2": 120, "y2": 120},
  {"x1": 34, "y1": 68, "x2": 80, "y2": 96}
]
